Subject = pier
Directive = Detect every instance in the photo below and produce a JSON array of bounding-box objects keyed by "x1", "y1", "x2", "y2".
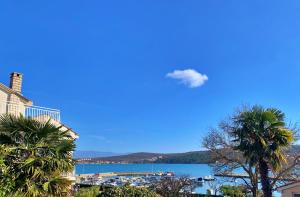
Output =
[{"x1": 215, "y1": 172, "x2": 298, "y2": 182}]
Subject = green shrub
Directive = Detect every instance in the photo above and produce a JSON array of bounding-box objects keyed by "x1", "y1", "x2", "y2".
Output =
[
  {"x1": 219, "y1": 185, "x2": 247, "y2": 197},
  {"x1": 0, "y1": 115, "x2": 75, "y2": 197},
  {"x1": 76, "y1": 185, "x2": 160, "y2": 197},
  {"x1": 75, "y1": 186, "x2": 100, "y2": 197}
]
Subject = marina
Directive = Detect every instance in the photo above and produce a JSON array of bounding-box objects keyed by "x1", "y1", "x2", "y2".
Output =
[
  {"x1": 76, "y1": 170, "x2": 214, "y2": 190},
  {"x1": 77, "y1": 171, "x2": 176, "y2": 187},
  {"x1": 75, "y1": 163, "x2": 282, "y2": 196}
]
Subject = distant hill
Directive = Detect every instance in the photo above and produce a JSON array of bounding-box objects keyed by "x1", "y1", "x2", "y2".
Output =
[
  {"x1": 76, "y1": 145, "x2": 300, "y2": 164},
  {"x1": 74, "y1": 151, "x2": 127, "y2": 159},
  {"x1": 78, "y1": 151, "x2": 213, "y2": 164},
  {"x1": 154, "y1": 151, "x2": 213, "y2": 164},
  {"x1": 89, "y1": 152, "x2": 166, "y2": 163},
  {"x1": 289, "y1": 144, "x2": 300, "y2": 154}
]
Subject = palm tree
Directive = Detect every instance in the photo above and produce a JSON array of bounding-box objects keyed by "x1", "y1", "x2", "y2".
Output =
[
  {"x1": 231, "y1": 106, "x2": 294, "y2": 197},
  {"x1": 0, "y1": 114, "x2": 75, "y2": 197}
]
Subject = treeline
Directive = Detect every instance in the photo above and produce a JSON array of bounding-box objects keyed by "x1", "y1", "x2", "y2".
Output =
[{"x1": 154, "y1": 151, "x2": 213, "y2": 164}]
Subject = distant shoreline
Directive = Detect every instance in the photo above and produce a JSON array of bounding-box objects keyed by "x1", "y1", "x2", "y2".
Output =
[
  {"x1": 76, "y1": 162, "x2": 212, "y2": 165},
  {"x1": 75, "y1": 150, "x2": 214, "y2": 164},
  {"x1": 75, "y1": 145, "x2": 300, "y2": 165}
]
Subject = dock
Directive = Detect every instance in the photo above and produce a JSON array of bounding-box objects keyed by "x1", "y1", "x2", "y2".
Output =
[
  {"x1": 77, "y1": 172, "x2": 163, "y2": 178},
  {"x1": 215, "y1": 172, "x2": 298, "y2": 182}
]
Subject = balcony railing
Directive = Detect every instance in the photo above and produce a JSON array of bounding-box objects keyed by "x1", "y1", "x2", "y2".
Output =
[{"x1": 0, "y1": 101, "x2": 61, "y2": 122}]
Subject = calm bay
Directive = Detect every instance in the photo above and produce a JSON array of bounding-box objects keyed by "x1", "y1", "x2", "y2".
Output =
[
  {"x1": 76, "y1": 164, "x2": 214, "y2": 194},
  {"x1": 75, "y1": 164, "x2": 281, "y2": 196}
]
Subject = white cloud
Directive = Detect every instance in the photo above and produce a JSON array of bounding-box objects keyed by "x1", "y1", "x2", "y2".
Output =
[{"x1": 166, "y1": 69, "x2": 208, "y2": 88}]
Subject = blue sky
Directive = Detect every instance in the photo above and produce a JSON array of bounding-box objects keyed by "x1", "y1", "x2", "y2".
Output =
[{"x1": 1, "y1": 1, "x2": 300, "y2": 153}]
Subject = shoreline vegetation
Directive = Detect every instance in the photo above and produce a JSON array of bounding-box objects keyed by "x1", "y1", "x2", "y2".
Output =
[
  {"x1": 76, "y1": 145, "x2": 300, "y2": 164},
  {"x1": 76, "y1": 151, "x2": 213, "y2": 164}
]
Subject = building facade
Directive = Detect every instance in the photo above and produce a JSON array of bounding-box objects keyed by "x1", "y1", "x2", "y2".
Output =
[{"x1": 0, "y1": 72, "x2": 78, "y2": 182}]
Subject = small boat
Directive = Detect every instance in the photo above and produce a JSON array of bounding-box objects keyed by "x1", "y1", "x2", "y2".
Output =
[
  {"x1": 163, "y1": 172, "x2": 175, "y2": 177},
  {"x1": 203, "y1": 175, "x2": 215, "y2": 181},
  {"x1": 191, "y1": 177, "x2": 204, "y2": 184},
  {"x1": 196, "y1": 177, "x2": 204, "y2": 183}
]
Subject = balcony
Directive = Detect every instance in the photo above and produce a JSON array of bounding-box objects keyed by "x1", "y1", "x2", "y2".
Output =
[{"x1": 0, "y1": 101, "x2": 61, "y2": 122}]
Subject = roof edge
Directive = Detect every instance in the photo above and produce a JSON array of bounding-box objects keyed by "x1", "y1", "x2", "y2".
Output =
[
  {"x1": 0, "y1": 83, "x2": 32, "y2": 104},
  {"x1": 277, "y1": 181, "x2": 300, "y2": 191}
]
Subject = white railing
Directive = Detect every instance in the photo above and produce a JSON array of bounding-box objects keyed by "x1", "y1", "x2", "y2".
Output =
[{"x1": 0, "y1": 101, "x2": 61, "y2": 122}]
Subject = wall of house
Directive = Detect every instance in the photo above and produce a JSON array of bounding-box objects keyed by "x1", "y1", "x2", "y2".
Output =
[
  {"x1": 0, "y1": 89, "x2": 9, "y2": 114},
  {"x1": 0, "y1": 89, "x2": 8, "y2": 102},
  {"x1": 0, "y1": 89, "x2": 27, "y2": 116},
  {"x1": 7, "y1": 94, "x2": 27, "y2": 116},
  {"x1": 281, "y1": 185, "x2": 300, "y2": 197}
]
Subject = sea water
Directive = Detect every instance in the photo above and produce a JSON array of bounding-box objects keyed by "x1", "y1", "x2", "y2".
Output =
[
  {"x1": 75, "y1": 164, "x2": 280, "y2": 196},
  {"x1": 76, "y1": 163, "x2": 212, "y2": 177},
  {"x1": 76, "y1": 164, "x2": 212, "y2": 194}
]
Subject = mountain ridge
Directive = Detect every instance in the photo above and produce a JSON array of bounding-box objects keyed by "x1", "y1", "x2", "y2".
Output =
[
  {"x1": 74, "y1": 151, "x2": 128, "y2": 159},
  {"x1": 76, "y1": 150, "x2": 213, "y2": 164},
  {"x1": 76, "y1": 145, "x2": 300, "y2": 164}
]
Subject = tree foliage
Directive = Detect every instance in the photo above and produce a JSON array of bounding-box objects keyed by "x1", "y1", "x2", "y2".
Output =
[
  {"x1": 231, "y1": 106, "x2": 295, "y2": 197},
  {"x1": 151, "y1": 176, "x2": 193, "y2": 197},
  {"x1": 219, "y1": 185, "x2": 247, "y2": 197},
  {"x1": 75, "y1": 186, "x2": 100, "y2": 197},
  {"x1": 202, "y1": 105, "x2": 299, "y2": 197},
  {"x1": 203, "y1": 123, "x2": 260, "y2": 196},
  {"x1": 0, "y1": 114, "x2": 75, "y2": 197},
  {"x1": 155, "y1": 151, "x2": 213, "y2": 164}
]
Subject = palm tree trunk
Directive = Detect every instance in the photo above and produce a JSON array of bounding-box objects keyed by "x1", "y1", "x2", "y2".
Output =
[{"x1": 259, "y1": 160, "x2": 272, "y2": 197}]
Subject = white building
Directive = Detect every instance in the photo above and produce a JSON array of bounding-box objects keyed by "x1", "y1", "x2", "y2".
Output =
[{"x1": 0, "y1": 72, "x2": 78, "y2": 181}]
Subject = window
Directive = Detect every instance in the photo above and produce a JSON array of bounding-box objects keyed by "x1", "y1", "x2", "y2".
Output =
[{"x1": 294, "y1": 194, "x2": 300, "y2": 197}]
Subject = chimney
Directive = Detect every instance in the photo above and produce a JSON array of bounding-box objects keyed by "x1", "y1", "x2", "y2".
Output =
[{"x1": 10, "y1": 72, "x2": 23, "y2": 94}]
